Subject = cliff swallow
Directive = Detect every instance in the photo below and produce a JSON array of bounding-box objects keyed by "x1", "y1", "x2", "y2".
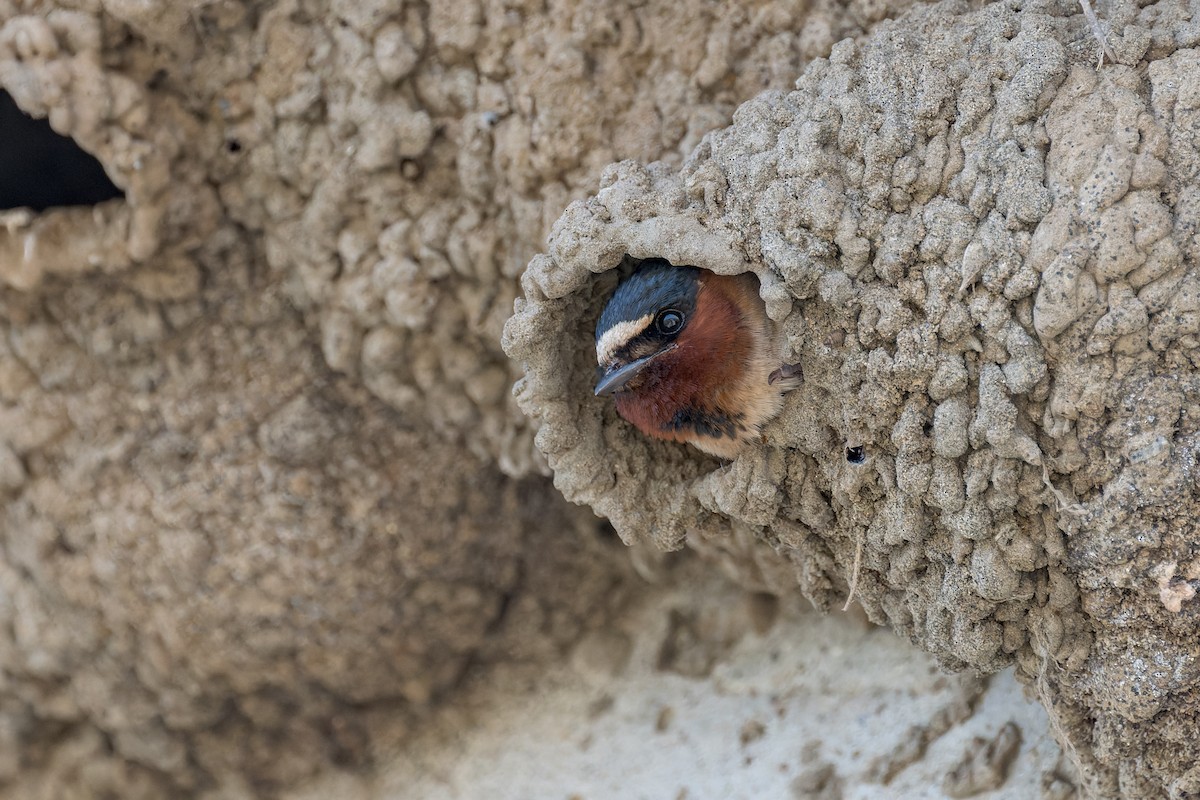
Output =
[{"x1": 594, "y1": 258, "x2": 801, "y2": 459}]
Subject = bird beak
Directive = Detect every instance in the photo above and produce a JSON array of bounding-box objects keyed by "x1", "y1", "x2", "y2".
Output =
[{"x1": 595, "y1": 345, "x2": 676, "y2": 397}]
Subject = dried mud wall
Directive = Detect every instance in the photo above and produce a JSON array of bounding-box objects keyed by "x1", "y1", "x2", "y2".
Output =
[
  {"x1": 505, "y1": 0, "x2": 1200, "y2": 797},
  {"x1": 4, "y1": 0, "x2": 1197, "y2": 796},
  {"x1": 0, "y1": 0, "x2": 917, "y2": 795}
]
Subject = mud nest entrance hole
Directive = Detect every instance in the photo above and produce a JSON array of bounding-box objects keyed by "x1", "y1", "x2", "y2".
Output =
[{"x1": 0, "y1": 89, "x2": 123, "y2": 212}]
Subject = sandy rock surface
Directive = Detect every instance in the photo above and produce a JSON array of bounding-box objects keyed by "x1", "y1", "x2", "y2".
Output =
[{"x1": 286, "y1": 560, "x2": 1071, "y2": 800}]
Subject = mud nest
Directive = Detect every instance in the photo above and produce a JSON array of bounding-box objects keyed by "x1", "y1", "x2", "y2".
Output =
[{"x1": 505, "y1": 1, "x2": 1200, "y2": 795}]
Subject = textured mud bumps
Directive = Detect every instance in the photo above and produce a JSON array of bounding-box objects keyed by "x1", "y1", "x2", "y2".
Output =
[{"x1": 505, "y1": 2, "x2": 1200, "y2": 795}]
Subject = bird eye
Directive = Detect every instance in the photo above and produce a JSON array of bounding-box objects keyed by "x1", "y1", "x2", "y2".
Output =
[{"x1": 656, "y1": 309, "x2": 684, "y2": 335}]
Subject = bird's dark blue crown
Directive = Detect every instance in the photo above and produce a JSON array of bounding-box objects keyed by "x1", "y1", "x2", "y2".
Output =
[{"x1": 596, "y1": 258, "x2": 701, "y2": 343}]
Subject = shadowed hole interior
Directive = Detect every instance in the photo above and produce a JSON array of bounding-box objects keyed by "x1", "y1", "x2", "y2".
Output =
[{"x1": 0, "y1": 89, "x2": 124, "y2": 212}]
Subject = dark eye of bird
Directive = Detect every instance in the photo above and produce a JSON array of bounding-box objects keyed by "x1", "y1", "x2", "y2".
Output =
[{"x1": 656, "y1": 309, "x2": 684, "y2": 335}]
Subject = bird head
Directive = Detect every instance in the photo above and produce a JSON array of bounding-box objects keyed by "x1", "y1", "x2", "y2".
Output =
[
  {"x1": 593, "y1": 258, "x2": 794, "y2": 458},
  {"x1": 594, "y1": 259, "x2": 701, "y2": 397}
]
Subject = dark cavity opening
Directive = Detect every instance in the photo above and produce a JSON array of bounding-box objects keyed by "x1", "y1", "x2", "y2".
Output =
[
  {"x1": 846, "y1": 445, "x2": 865, "y2": 464},
  {"x1": 0, "y1": 89, "x2": 124, "y2": 212}
]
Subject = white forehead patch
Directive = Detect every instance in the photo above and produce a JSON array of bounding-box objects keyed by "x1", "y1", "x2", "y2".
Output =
[{"x1": 597, "y1": 314, "x2": 653, "y2": 365}]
